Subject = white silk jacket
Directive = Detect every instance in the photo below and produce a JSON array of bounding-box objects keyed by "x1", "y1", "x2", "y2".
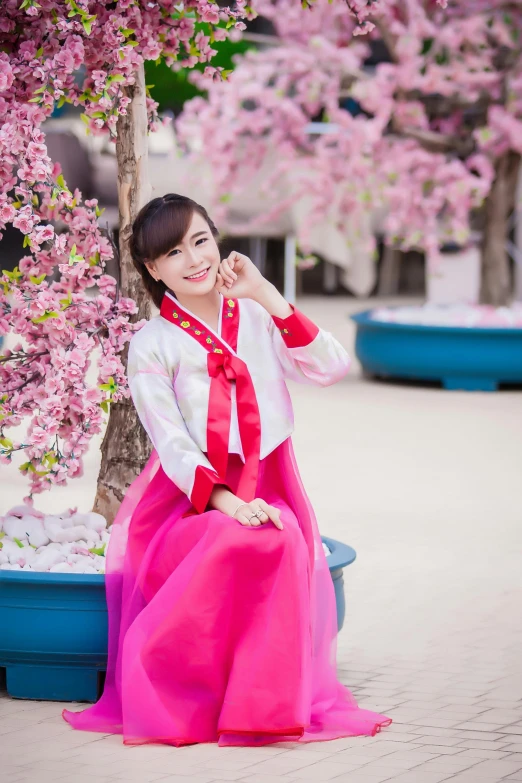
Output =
[{"x1": 127, "y1": 291, "x2": 350, "y2": 513}]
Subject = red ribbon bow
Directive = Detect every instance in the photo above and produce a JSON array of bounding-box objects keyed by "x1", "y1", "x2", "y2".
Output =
[{"x1": 207, "y1": 351, "x2": 261, "y2": 502}]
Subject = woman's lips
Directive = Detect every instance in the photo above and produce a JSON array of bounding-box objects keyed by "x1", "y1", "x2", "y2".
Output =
[{"x1": 184, "y1": 267, "x2": 210, "y2": 282}]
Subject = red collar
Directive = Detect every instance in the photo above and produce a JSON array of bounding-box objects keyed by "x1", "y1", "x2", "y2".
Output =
[{"x1": 159, "y1": 291, "x2": 239, "y2": 355}]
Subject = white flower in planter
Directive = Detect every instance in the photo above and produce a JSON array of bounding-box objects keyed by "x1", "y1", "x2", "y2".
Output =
[
  {"x1": 43, "y1": 516, "x2": 100, "y2": 545},
  {"x1": 2, "y1": 515, "x2": 49, "y2": 548},
  {"x1": 0, "y1": 504, "x2": 109, "y2": 574}
]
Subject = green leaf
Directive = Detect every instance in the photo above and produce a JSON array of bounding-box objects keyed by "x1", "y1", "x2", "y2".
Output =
[
  {"x1": 80, "y1": 113, "x2": 90, "y2": 125},
  {"x1": 22, "y1": 235, "x2": 32, "y2": 248},
  {"x1": 42, "y1": 451, "x2": 58, "y2": 466},
  {"x1": 0, "y1": 436, "x2": 13, "y2": 449},
  {"x1": 82, "y1": 15, "x2": 95, "y2": 35},
  {"x1": 56, "y1": 173, "x2": 66, "y2": 188},
  {"x1": 88, "y1": 542, "x2": 106, "y2": 556},
  {"x1": 69, "y1": 244, "x2": 84, "y2": 266},
  {"x1": 108, "y1": 73, "x2": 126, "y2": 83},
  {"x1": 59, "y1": 292, "x2": 72, "y2": 308},
  {"x1": 3, "y1": 266, "x2": 22, "y2": 281},
  {"x1": 13, "y1": 537, "x2": 24, "y2": 549},
  {"x1": 100, "y1": 400, "x2": 109, "y2": 414},
  {"x1": 99, "y1": 376, "x2": 117, "y2": 392},
  {"x1": 29, "y1": 273, "x2": 47, "y2": 285},
  {"x1": 31, "y1": 311, "x2": 59, "y2": 324}
]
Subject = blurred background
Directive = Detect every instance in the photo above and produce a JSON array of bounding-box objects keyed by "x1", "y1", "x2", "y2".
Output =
[{"x1": 0, "y1": 11, "x2": 488, "y2": 302}]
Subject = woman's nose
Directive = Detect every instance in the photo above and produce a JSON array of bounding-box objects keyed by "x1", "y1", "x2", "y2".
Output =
[{"x1": 185, "y1": 248, "x2": 199, "y2": 268}]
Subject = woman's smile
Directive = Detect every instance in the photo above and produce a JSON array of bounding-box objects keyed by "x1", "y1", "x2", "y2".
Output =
[{"x1": 184, "y1": 266, "x2": 211, "y2": 281}]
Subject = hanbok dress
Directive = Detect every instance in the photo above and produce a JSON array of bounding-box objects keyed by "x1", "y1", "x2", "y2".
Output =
[{"x1": 62, "y1": 290, "x2": 392, "y2": 746}]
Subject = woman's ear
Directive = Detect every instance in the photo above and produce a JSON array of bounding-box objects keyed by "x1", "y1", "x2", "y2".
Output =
[{"x1": 145, "y1": 261, "x2": 158, "y2": 281}]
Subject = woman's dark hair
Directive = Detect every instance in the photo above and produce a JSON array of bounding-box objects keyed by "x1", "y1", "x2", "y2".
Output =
[{"x1": 129, "y1": 193, "x2": 220, "y2": 308}]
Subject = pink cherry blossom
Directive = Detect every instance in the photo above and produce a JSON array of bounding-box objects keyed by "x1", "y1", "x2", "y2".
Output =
[
  {"x1": 178, "y1": 0, "x2": 518, "y2": 272},
  {"x1": 1, "y1": 0, "x2": 256, "y2": 496}
]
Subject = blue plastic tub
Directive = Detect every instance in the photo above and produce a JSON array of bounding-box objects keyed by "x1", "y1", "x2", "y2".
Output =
[
  {"x1": 352, "y1": 309, "x2": 522, "y2": 391},
  {"x1": 322, "y1": 537, "x2": 356, "y2": 633},
  {"x1": 0, "y1": 536, "x2": 356, "y2": 702},
  {"x1": 0, "y1": 571, "x2": 107, "y2": 702}
]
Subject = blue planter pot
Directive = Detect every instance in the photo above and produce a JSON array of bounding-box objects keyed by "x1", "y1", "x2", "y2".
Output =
[
  {"x1": 0, "y1": 571, "x2": 107, "y2": 702},
  {"x1": 0, "y1": 537, "x2": 355, "y2": 702},
  {"x1": 322, "y1": 536, "x2": 356, "y2": 633},
  {"x1": 352, "y1": 309, "x2": 522, "y2": 392}
]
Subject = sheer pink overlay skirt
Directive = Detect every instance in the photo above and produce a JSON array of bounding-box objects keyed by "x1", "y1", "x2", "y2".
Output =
[{"x1": 62, "y1": 438, "x2": 391, "y2": 746}]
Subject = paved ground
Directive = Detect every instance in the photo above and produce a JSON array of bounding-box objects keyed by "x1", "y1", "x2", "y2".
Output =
[{"x1": 1, "y1": 296, "x2": 522, "y2": 783}]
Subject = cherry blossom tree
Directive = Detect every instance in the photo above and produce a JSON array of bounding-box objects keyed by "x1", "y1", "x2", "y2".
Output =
[
  {"x1": 0, "y1": 0, "x2": 254, "y2": 519},
  {"x1": 0, "y1": 0, "x2": 380, "y2": 520},
  {"x1": 177, "y1": 0, "x2": 521, "y2": 306}
]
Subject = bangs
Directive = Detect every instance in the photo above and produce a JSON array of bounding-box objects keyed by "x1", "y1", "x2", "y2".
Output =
[{"x1": 140, "y1": 198, "x2": 196, "y2": 262}]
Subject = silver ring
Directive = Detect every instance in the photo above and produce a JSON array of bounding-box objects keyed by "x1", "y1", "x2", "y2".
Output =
[{"x1": 254, "y1": 510, "x2": 263, "y2": 518}]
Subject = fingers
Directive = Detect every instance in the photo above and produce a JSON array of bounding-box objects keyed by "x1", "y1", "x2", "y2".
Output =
[
  {"x1": 220, "y1": 257, "x2": 238, "y2": 288},
  {"x1": 236, "y1": 511, "x2": 253, "y2": 527},
  {"x1": 257, "y1": 499, "x2": 283, "y2": 530},
  {"x1": 233, "y1": 499, "x2": 281, "y2": 529}
]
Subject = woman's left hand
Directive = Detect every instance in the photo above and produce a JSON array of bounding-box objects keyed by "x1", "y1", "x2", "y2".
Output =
[{"x1": 215, "y1": 251, "x2": 267, "y2": 300}]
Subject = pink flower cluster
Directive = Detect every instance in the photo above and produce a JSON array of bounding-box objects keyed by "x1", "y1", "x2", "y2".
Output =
[
  {"x1": 0, "y1": 0, "x2": 253, "y2": 498},
  {"x1": 177, "y1": 0, "x2": 521, "y2": 264}
]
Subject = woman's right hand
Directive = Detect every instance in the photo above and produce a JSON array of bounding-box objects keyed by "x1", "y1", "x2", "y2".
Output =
[
  {"x1": 209, "y1": 487, "x2": 283, "y2": 530},
  {"x1": 234, "y1": 498, "x2": 283, "y2": 530}
]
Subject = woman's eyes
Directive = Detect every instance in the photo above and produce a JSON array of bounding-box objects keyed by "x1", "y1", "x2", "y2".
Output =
[{"x1": 167, "y1": 238, "x2": 207, "y2": 257}]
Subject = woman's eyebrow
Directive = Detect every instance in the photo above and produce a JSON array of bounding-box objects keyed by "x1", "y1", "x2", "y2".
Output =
[{"x1": 190, "y1": 230, "x2": 208, "y2": 239}]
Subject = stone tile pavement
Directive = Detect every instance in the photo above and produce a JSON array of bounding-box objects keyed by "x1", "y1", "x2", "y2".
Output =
[{"x1": 1, "y1": 296, "x2": 521, "y2": 783}]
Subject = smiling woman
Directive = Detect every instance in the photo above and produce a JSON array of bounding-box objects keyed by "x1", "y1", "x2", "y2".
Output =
[{"x1": 62, "y1": 192, "x2": 391, "y2": 747}]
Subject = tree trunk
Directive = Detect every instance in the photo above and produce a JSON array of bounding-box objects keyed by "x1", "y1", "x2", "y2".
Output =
[
  {"x1": 480, "y1": 150, "x2": 521, "y2": 306},
  {"x1": 92, "y1": 63, "x2": 153, "y2": 523}
]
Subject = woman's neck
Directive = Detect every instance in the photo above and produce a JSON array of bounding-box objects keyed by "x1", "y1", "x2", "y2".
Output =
[{"x1": 173, "y1": 288, "x2": 222, "y2": 332}]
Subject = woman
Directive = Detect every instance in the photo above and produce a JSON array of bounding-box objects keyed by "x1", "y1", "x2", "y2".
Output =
[{"x1": 62, "y1": 193, "x2": 391, "y2": 747}]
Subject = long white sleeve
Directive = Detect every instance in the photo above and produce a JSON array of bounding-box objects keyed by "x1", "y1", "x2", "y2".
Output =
[
  {"x1": 127, "y1": 333, "x2": 226, "y2": 513},
  {"x1": 264, "y1": 304, "x2": 351, "y2": 386}
]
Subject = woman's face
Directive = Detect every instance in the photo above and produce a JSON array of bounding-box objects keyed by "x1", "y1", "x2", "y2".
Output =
[{"x1": 145, "y1": 211, "x2": 220, "y2": 297}]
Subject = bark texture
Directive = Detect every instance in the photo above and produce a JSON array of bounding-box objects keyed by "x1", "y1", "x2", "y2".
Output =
[
  {"x1": 93, "y1": 64, "x2": 153, "y2": 523},
  {"x1": 480, "y1": 150, "x2": 521, "y2": 306}
]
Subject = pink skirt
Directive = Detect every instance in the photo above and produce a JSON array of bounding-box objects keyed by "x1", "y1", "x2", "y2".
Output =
[{"x1": 62, "y1": 437, "x2": 391, "y2": 746}]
